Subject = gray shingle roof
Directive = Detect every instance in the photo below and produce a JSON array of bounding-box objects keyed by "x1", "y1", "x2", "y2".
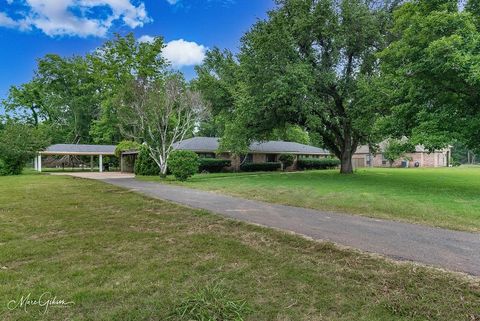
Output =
[
  {"x1": 42, "y1": 144, "x2": 116, "y2": 155},
  {"x1": 173, "y1": 137, "x2": 330, "y2": 155}
]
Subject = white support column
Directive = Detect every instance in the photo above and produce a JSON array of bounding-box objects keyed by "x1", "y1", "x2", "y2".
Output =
[
  {"x1": 37, "y1": 155, "x2": 42, "y2": 172},
  {"x1": 99, "y1": 155, "x2": 103, "y2": 173},
  {"x1": 34, "y1": 156, "x2": 38, "y2": 171}
]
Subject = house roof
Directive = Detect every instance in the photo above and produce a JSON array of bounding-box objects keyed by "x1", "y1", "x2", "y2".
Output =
[
  {"x1": 173, "y1": 137, "x2": 330, "y2": 155},
  {"x1": 40, "y1": 144, "x2": 116, "y2": 155}
]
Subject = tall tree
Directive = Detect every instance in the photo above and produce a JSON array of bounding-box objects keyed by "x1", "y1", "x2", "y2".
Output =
[
  {"x1": 3, "y1": 33, "x2": 167, "y2": 145},
  {"x1": 377, "y1": 0, "x2": 480, "y2": 152},
  {"x1": 3, "y1": 80, "x2": 44, "y2": 126},
  {"x1": 193, "y1": 48, "x2": 239, "y2": 137},
  {"x1": 3, "y1": 54, "x2": 100, "y2": 143},
  {"x1": 117, "y1": 74, "x2": 206, "y2": 176},
  {"x1": 222, "y1": 0, "x2": 396, "y2": 173},
  {"x1": 88, "y1": 34, "x2": 166, "y2": 143}
]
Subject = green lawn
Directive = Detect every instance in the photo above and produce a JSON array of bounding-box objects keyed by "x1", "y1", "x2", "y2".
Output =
[
  {"x1": 0, "y1": 174, "x2": 479, "y2": 320},
  {"x1": 139, "y1": 167, "x2": 480, "y2": 232}
]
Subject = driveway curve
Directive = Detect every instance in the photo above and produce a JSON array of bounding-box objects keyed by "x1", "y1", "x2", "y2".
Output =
[{"x1": 102, "y1": 178, "x2": 480, "y2": 276}]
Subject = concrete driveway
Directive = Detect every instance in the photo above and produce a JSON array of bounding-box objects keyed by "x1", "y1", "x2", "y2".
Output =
[{"x1": 101, "y1": 178, "x2": 480, "y2": 276}]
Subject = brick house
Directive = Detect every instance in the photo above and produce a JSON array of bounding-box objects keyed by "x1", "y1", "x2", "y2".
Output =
[
  {"x1": 352, "y1": 142, "x2": 452, "y2": 168},
  {"x1": 174, "y1": 137, "x2": 331, "y2": 171},
  {"x1": 121, "y1": 137, "x2": 330, "y2": 172}
]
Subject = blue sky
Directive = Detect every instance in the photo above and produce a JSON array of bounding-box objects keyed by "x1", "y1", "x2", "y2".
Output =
[{"x1": 0, "y1": 0, "x2": 275, "y2": 100}]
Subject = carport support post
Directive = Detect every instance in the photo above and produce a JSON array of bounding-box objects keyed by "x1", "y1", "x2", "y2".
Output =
[
  {"x1": 34, "y1": 156, "x2": 38, "y2": 171},
  {"x1": 90, "y1": 155, "x2": 94, "y2": 171},
  {"x1": 99, "y1": 155, "x2": 103, "y2": 173},
  {"x1": 37, "y1": 155, "x2": 42, "y2": 172}
]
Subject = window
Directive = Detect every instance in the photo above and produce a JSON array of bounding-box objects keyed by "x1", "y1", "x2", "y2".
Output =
[
  {"x1": 240, "y1": 154, "x2": 253, "y2": 163},
  {"x1": 266, "y1": 154, "x2": 277, "y2": 162},
  {"x1": 197, "y1": 153, "x2": 215, "y2": 159},
  {"x1": 382, "y1": 153, "x2": 387, "y2": 165}
]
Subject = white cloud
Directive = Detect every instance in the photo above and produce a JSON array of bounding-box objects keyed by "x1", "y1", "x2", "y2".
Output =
[
  {"x1": 162, "y1": 39, "x2": 207, "y2": 67},
  {"x1": 164, "y1": 0, "x2": 236, "y2": 6},
  {"x1": 0, "y1": 0, "x2": 151, "y2": 37},
  {"x1": 138, "y1": 35, "x2": 155, "y2": 43},
  {"x1": 0, "y1": 12, "x2": 19, "y2": 28}
]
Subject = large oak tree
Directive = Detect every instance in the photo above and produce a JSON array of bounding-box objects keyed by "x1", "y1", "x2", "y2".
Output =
[
  {"x1": 221, "y1": 0, "x2": 397, "y2": 173},
  {"x1": 377, "y1": 0, "x2": 480, "y2": 152}
]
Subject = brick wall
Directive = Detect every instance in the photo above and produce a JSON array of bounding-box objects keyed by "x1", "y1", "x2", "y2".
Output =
[
  {"x1": 365, "y1": 152, "x2": 448, "y2": 168},
  {"x1": 253, "y1": 153, "x2": 266, "y2": 163}
]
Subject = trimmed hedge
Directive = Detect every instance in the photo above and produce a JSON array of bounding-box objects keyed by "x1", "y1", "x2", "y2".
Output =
[
  {"x1": 240, "y1": 162, "x2": 281, "y2": 172},
  {"x1": 297, "y1": 158, "x2": 340, "y2": 170},
  {"x1": 198, "y1": 158, "x2": 231, "y2": 173}
]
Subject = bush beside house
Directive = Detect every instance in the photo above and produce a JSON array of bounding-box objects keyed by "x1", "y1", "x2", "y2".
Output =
[
  {"x1": 134, "y1": 146, "x2": 160, "y2": 176},
  {"x1": 240, "y1": 162, "x2": 281, "y2": 172},
  {"x1": 199, "y1": 158, "x2": 231, "y2": 173},
  {"x1": 297, "y1": 158, "x2": 340, "y2": 170},
  {"x1": 279, "y1": 154, "x2": 295, "y2": 170},
  {"x1": 168, "y1": 150, "x2": 199, "y2": 181}
]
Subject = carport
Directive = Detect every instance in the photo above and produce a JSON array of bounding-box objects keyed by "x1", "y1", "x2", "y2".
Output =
[{"x1": 36, "y1": 144, "x2": 116, "y2": 173}]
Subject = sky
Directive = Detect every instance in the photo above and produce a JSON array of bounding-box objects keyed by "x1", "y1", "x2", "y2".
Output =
[{"x1": 0, "y1": 0, "x2": 275, "y2": 100}]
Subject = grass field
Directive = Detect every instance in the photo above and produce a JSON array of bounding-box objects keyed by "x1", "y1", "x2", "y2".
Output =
[
  {"x1": 0, "y1": 174, "x2": 479, "y2": 320},
  {"x1": 140, "y1": 167, "x2": 480, "y2": 232}
]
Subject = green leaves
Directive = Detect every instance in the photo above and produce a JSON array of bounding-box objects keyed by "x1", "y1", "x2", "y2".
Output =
[
  {"x1": 168, "y1": 150, "x2": 199, "y2": 181},
  {"x1": 3, "y1": 33, "x2": 168, "y2": 145},
  {"x1": 0, "y1": 122, "x2": 50, "y2": 175},
  {"x1": 213, "y1": 0, "x2": 396, "y2": 173},
  {"x1": 382, "y1": 139, "x2": 413, "y2": 166},
  {"x1": 378, "y1": 1, "x2": 480, "y2": 151}
]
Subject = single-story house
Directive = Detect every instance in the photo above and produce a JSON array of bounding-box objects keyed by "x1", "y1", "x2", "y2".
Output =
[
  {"x1": 121, "y1": 137, "x2": 331, "y2": 172},
  {"x1": 352, "y1": 142, "x2": 451, "y2": 168}
]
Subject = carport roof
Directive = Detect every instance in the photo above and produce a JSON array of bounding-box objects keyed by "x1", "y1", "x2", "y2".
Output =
[{"x1": 40, "y1": 144, "x2": 116, "y2": 155}]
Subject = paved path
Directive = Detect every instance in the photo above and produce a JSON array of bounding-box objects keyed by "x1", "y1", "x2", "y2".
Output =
[{"x1": 102, "y1": 178, "x2": 480, "y2": 276}]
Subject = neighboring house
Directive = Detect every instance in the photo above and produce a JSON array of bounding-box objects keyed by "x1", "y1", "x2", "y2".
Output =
[
  {"x1": 121, "y1": 137, "x2": 330, "y2": 172},
  {"x1": 352, "y1": 141, "x2": 452, "y2": 168}
]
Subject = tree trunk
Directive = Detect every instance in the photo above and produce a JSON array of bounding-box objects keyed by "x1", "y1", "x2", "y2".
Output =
[
  {"x1": 159, "y1": 163, "x2": 168, "y2": 178},
  {"x1": 340, "y1": 148, "x2": 354, "y2": 174}
]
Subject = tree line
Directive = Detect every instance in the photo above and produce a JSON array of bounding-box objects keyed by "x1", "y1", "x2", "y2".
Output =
[{"x1": 1, "y1": 0, "x2": 479, "y2": 175}]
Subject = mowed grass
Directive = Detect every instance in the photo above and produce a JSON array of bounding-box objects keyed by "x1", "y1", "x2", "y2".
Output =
[
  {"x1": 0, "y1": 174, "x2": 479, "y2": 320},
  {"x1": 140, "y1": 167, "x2": 480, "y2": 232}
]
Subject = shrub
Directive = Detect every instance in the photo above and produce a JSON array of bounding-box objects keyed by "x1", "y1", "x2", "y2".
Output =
[
  {"x1": 115, "y1": 140, "x2": 141, "y2": 157},
  {"x1": 0, "y1": 158, "x2": 23, "y2": 176},
  {"x1": 168, "y1": 284, "x2": 250, "y2": 321},
  {"x1": 198, "y1": 158, "x2": 231, "y2": 173},
  {"x1": 168, "y1": 150, "x2": 199, "y2": 181},
  {"x1": 0, "y1": 122, "x2": 49, "y2": 176},
  {"x1": 278, "y1": 154, "x2": 295, "y2": 169},
  {"x1": 240, "y1": 162, "x2": 281, "y2": 172},
  {"x1": 297, "y1": 158, "x2": 340, "y2": 170},
  {"x1": 134, "y1": 146, "x2": 160, "y2": 176}
]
